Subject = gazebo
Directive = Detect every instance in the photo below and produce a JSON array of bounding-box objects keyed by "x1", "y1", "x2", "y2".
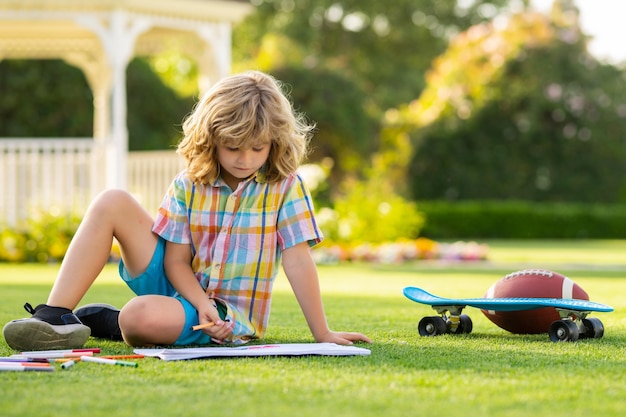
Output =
[{"x1": 0, "y1": 0, "x2": 251, "y2": 224}]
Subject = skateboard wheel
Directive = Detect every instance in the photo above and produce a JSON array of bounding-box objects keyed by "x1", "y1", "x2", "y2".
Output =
[
  {"x1": 449, "y1": 314, "x2": 473, "y2": 335},
  {"x1": 418, "y1": 316, "x2": 447, "y2": 336},
  {"x1": 548, "y1": 319, "x2": 580, "y2": 342},
  {"x1": 581, "y1": 318, "x2": 604, "y2": 339},
  {"x1": 459, "y1": 314, "x2": 473, "y2": 334}
]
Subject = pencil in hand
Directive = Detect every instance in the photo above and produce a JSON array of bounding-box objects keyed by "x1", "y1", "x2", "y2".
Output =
[{"x1": 190, "y1": 322, "x2": 215, "y2": 331}]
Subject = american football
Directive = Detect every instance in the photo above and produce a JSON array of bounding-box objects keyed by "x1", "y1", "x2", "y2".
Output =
[{"x1": 481, "y1": 269, "x2": 589, "y2": 334}]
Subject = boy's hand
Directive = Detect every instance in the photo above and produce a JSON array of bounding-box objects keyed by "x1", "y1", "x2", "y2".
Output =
[
  {"x1": 197, "y1": 300, "x2": 234, "y2": 343},
  {"x1": 315, "y1": 330, "x2": 372, "y2": 345}
]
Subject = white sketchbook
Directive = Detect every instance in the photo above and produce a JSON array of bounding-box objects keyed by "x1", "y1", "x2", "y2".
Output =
[{"x1": 134, "y1": 343, "x2": 371, "y2": 361}]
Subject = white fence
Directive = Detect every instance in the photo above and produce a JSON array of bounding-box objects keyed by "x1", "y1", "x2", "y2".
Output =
[
  {"x1": 126, "y1": 149, "x2": 186, "y2": 216},
  {"x1": 0, "y1": 139, "x2": 185, "y2": 226}
]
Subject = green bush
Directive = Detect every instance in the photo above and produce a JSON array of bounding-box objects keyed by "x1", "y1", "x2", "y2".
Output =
[
  {"x1": 0, "y1": 211, "x2": 81, "y2": 263},
  {"x1": 318, "y1": 178, "x2": 424, "y2": 244},
  {"x1": 419, "y1": 200, "x2": 626, "y2": 239}
]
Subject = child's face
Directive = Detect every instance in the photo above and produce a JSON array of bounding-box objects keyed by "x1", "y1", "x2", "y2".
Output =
[{"x1": 216, "y1": 143, "x2": 271, "y2": 188}]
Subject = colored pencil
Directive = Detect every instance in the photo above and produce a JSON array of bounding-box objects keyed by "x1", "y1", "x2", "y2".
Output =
[
  {"x1": 80, "y1": 356, "x2": 138, "y2": 367},
  {"x1": 0, "y1": 357, "x2": 49, "y2": 363},
  {"x1": 101, "y1": 355, "x2": 145, "y2": 360},
  {"x1": 19, "y1": 351, "x2": 95, "y2": 359},
  {"x1": 3, "y1": 362, "x2": 51, "y2": 367},
  {"x1": 0, "y1": 364, "x2": 54, "y2": 372},
  {"x1": 191, "y1": 322, "x2": 215, "y2": 331},
  {"x1": 21, "y1": 348, "x2": 100, "y2": 355}
]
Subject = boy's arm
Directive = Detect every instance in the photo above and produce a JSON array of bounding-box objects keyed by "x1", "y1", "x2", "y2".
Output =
[
  {"x1": 282, "y1": 242, "x2": 371, "y2": 345},
  {"x1": 163, "y1": 241, "x2": 233, "y2": 341}
]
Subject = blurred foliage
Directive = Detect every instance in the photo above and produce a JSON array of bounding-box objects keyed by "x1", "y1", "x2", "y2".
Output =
[
  {"x1": 0, "y1": 57, "x2": 194, "y2": 150},
  {"x1": 0, "y1": 59, "x2": 93, "y2": 137},
  {"x1": 234, "y1": 0, "x2": 516, "y2": 109},
  {"x1": 147, "y1": 47, "x2": 199, "y2": 98},
  {"x1": 317, "y1": 175, "x2": 424, "y2": 244},
  {"x1": 299, "y1": 160, "x2": 424, "y2": 244},
  {"x1": 419, "y1": 200, "x2": 626, "y2": 239},
  {"x1": 126, "y1": 58, "x2": 195, "y2": 150},
  {"x1": 233, "y1": 0, "x2": 518, "y2": 187},
  {"x1": 270, "y1": 66, "x2": 379, "y2": 179},
  {"x1": 391, "y1": 2, "x2": 626, "y2": 203},
  {"x1": 0, "y1": 211, "x2": 81, "y2": 263}
]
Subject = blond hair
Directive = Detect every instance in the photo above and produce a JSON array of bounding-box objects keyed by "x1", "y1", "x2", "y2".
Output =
[{"x1": 177, "y1": 71, "x2": 314, "y2": 184}]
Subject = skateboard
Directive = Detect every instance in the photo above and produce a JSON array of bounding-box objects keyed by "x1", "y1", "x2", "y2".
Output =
[{"x1": 403, "y1": 286, "x2": 614, "y2": 342}]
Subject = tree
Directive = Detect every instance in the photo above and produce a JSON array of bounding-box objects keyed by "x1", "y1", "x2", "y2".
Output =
[
  {"x1": 234, "y1": 0, "x2": 516, "y2": 110},
  {"x1": 393, "y1": 4, "x2": 626, "y2": 203},
  {"x1": 232, "y1": 0, "x2": 518, "y2": 183}
]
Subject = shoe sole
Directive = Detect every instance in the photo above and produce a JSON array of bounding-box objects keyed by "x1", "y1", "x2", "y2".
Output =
[{"x1": 2, "y1": 318, "x2": 91, "y2": 351}]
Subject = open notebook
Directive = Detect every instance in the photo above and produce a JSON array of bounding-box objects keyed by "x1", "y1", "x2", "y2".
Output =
[{"x1": 135, "y1": 343, "x2": 371, "y2": 361}]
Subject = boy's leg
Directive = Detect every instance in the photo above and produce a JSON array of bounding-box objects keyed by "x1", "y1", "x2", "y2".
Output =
[
  {"x1": 119, "y1": 295, "x2": 187, "y2": 346},
  {"x1": 48, "y1": 189, "x2": 158, "y2": 308},
  {"x1": 2, "y1": 189, "x2": 157, "y2": 351}
]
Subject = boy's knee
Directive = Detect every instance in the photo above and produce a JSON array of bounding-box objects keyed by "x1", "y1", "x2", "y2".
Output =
[
  {"x1": 119, "y1": 296, "x2": 184, "y2": 346},
  {"x1": 86, "y1": 189, "x2": 144, "y2": 228},
  {"x1": 93, "y1": 189, "x2": 135, "y2": 210},
  {"x1": 119, "y1": 297, "x2": 152, "y2": 345},
  {"x1": 87, "y1": 189, "x2": 126, "y2": 214}
]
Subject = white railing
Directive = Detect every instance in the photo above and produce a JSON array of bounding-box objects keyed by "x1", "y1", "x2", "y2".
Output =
[
  {"x1": 0, "y1": 139, "x2": 185, "y2": 226},
  {"x1": 0, "y1": 139, "x2": 104, "y2": 226},
  {"x1": 126, "y1": 149, "x2": 186, "y2": 216}
]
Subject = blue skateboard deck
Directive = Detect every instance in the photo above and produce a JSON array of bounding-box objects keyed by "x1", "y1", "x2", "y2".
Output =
[
  {"x1": 403, "y1": 287, "x2": 614, "y2": 313},
  {"x1": 403, "y1": 287, "x2": 613, "y2": 342}
]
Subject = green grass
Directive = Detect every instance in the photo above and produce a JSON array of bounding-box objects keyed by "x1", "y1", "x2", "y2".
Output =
[{"x1": 1, "y1": 240, "x2": 626, "y2": 417}]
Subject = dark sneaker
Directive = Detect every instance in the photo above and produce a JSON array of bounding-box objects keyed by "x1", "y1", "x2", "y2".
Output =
[
  {"x1": 75, "y1": 303, "x2": 123, "y2": 341},
  {"x1": 2, "y1": 303, "x2": 91, "y2": 351}
]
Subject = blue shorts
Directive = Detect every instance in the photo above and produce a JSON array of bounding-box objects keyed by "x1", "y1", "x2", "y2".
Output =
[{"x1": 118, "y1": 237, "x2": 225, "y2": 345}]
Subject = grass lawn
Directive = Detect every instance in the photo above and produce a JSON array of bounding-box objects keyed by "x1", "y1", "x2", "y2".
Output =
[{"x1": 1, "y1": 240, "x2": 625, "y2": 417}]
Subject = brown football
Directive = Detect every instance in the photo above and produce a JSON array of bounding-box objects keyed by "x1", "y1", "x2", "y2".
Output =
[{"x1": 481, "y1": 269, "x2": 589, "y2": 334}]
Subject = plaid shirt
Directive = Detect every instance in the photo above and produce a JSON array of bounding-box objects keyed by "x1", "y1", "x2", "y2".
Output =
[{"x1": 152, "y1": 169, "x2": 323, "y2": 343}]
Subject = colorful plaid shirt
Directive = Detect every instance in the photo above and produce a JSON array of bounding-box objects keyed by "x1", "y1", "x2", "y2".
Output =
[{"x1": 152, "y1": 169, "x2": 323, "y2": 343}]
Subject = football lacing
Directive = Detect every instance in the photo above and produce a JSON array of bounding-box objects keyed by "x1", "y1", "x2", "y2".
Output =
[{"x1": 503, "y1": 269, "x2": 554, "y2": 280}]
